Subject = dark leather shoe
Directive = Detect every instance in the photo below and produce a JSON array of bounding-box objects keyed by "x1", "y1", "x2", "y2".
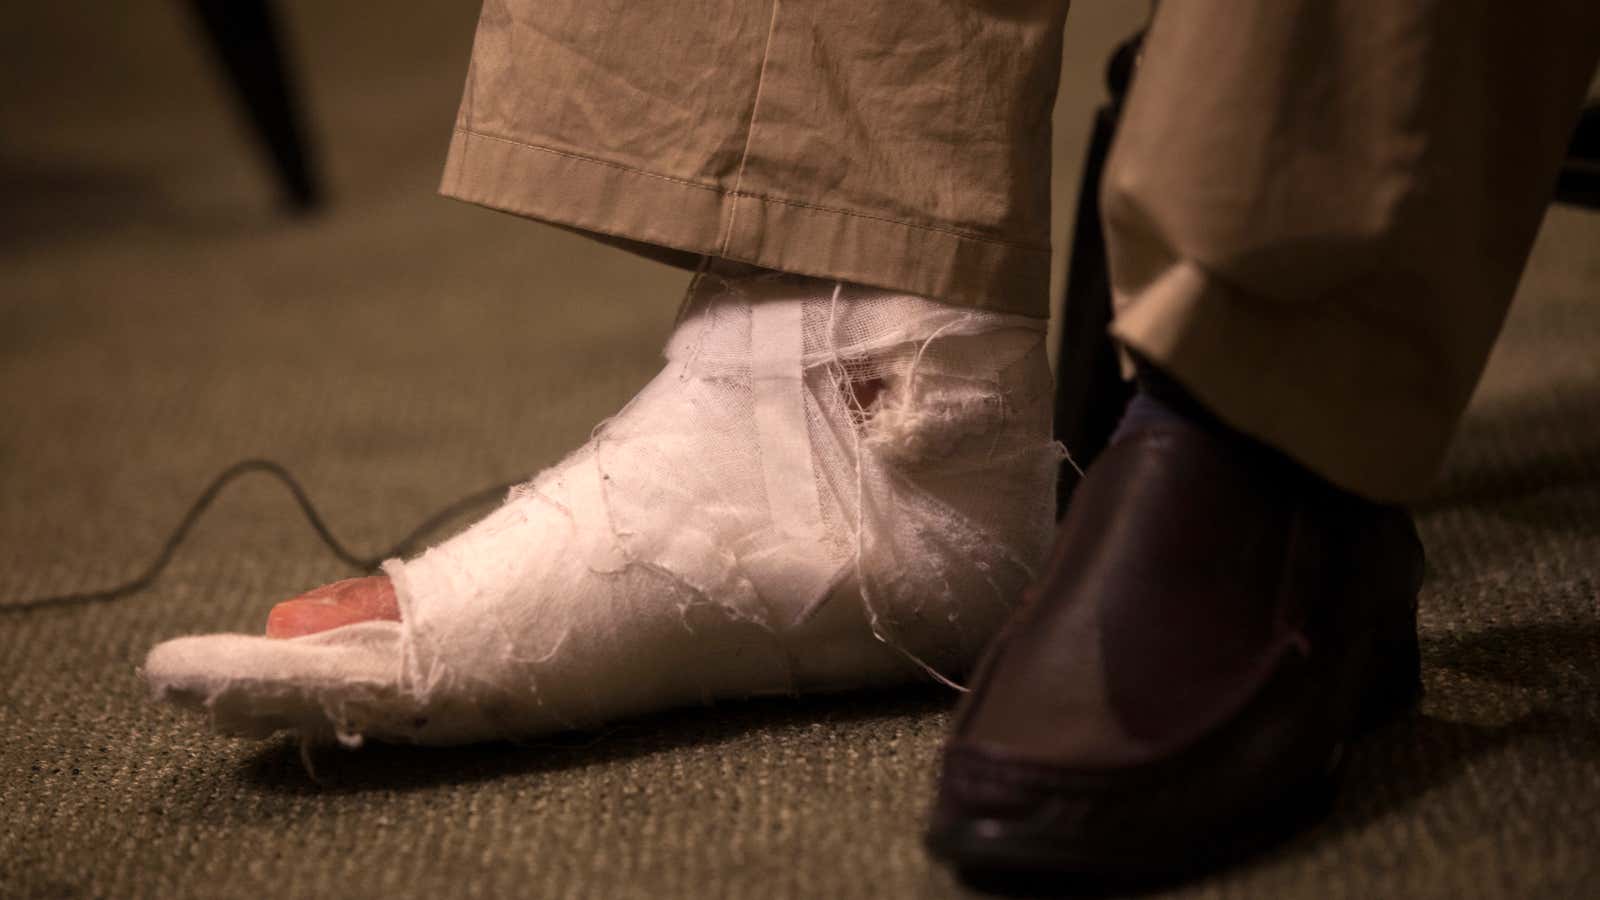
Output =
[{"x1": 926, "y1": 416, "x2": 1425, "y2": 881}]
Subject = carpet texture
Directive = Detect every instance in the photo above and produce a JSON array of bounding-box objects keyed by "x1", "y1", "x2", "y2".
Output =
[{"x1": 3, "y1": 3, "x2": 1597, "y2": 898}]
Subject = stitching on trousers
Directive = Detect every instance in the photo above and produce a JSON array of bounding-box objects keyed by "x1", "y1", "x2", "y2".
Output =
[
  {"x1": 720, "y1": 0, "x2": 783, "y2": 256},
  {"x1": 454, "y1": 129, "x2": 724, "y2": 191},
  {"x1": 732, "y1": 190, "x2": 1051, "y2": 253},
  {"x1": 451, "y1": 127, "x2": 1051, "y2": 254}
]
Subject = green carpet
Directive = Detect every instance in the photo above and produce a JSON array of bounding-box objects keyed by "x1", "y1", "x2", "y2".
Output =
[{"x1": 3, "y1": 2, "x2": 1597, "y2": 897}]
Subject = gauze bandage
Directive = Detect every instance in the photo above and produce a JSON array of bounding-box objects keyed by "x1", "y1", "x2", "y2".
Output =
[{"x1": 144, "y1": 269, "x2": 1062, "y2": 745}]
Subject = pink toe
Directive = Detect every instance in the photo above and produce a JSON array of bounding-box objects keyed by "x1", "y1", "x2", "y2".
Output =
[{"x1": 265, "y1": 576, "x2": 400, "y2": 638}]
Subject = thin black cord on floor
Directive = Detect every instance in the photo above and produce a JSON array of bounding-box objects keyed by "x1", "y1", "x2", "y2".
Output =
[{"x1": 2, "y1": 459, "x2": 522, "y2": 614}]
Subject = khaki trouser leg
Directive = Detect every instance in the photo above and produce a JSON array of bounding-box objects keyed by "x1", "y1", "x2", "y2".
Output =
[
  {"x1": 1104, "y1": 0, "x2": 1600, "y2": 501},
  {"x1": 439, "y1": 0, "x2": 1071, "y2": 317}
]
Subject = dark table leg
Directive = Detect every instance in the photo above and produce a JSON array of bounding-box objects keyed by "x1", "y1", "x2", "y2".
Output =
[
  {"x1": 189, "y1": 0, "x2": 324, "y2": 213},
  {"x1": 1555, "y1": 103, "x2": 1598, "y2": 209}
]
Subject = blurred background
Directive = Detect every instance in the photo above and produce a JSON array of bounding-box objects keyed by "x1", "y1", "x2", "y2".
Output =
[{"x1": 2, "y1": 3, "x2": 1597, "y2": 898}]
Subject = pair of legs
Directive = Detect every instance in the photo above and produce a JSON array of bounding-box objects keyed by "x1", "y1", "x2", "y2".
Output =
[
  {"x1": 147, "y1": 0, "x2": 1598, "y2": 871},
  {"x1": 263, "y1": 0, "x2": 1599, "y2": 652}
]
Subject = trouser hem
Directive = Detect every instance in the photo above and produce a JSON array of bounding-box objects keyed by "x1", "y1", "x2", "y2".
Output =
[
  {"x1": 439, "y1": 128, "x2": 1051, "y2": 317},
  {"x1": 1110, "y1": 258, "x2": 1456, "y2": 502}
]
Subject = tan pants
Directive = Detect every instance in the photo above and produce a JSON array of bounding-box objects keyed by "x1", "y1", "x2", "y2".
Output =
[{"x1": 440, "y1": 0, "x2": 1599, "y2": 501}]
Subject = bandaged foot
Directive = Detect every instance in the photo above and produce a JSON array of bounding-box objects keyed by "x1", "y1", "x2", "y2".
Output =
[{"x1": 143, "y1": 267, "x2": 1062, "y2": 746}]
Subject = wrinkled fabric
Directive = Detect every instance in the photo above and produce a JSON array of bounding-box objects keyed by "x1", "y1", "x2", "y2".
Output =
[
  {"x1": 440, "y1": 0, "x2": 1070, "y2": 315},
  {"x1": 444, "y1": 0, "x2": 1597, "y2": 499},
  {"x1": 1104, "y1": 0, "x2": 1600, "y2": 500}
]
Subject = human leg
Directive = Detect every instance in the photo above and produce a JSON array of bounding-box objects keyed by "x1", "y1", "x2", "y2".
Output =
[{"x1": 930, "y1": 0, "x2": 1600, "y2": 878}]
